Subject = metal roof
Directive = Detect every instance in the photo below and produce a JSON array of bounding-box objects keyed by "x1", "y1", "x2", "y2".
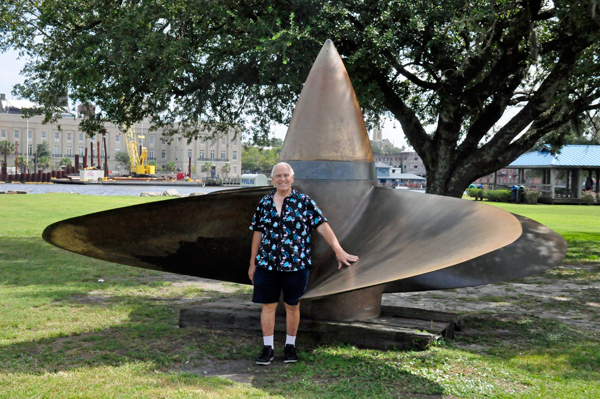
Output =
[
  {"x1": 508, "y1": 145, "x2": 600, "y2": 168},
  {"x1": 395, "y1": 173, "x2": 426, "y2": 180}
]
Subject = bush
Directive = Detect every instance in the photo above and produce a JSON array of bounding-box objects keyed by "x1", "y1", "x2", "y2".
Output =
[
  {"x1": 582, "y1": 190, "x2": 597, "y2": 205},
  {"x1": 524, "y1": 187, "x2": 541, "y2": 204},
  {"x1": 466, "y1": 188, "x2": 485, "y2": 200},
  {"x1": 485, "y1": 189, "x2": 512, "y2": 202}
]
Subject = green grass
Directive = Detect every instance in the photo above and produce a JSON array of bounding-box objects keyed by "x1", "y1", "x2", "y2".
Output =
[
  {"x1": 0, "y1": 194, "x2": 599, "y2": 398},
  {"x1": 469, "y1": 200, "x2": 600, "y2": 264}
]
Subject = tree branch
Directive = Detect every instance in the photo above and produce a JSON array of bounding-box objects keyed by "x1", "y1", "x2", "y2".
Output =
[
  {"x1": 368, "y1": 67, "x2": 433, "y2": 167},
  {"x1": 382, "y1": 49, "x2": 440, "y2": 90}
]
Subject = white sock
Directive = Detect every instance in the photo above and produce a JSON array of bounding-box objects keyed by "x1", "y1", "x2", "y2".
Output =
[
  {"x1": 263, "y1": 335, "x2": 274, "y2": 349},
  {"x1": 286, "y1": 335, "x2": 296, "y2": 346}
]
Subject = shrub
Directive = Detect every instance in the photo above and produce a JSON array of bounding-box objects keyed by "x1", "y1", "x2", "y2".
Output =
[
  {"x1": 524, "y1": 187, "x2": 541, "y2": 204},
  {"x1": 466, "y1": 188, "x2": 485, "y2": 200},
  {"x1": 485, "y1": 189, "x2": 512, "y2": 202},
  {"x1": 582, "y1": 190, "x2": 597, "y2": 205}
]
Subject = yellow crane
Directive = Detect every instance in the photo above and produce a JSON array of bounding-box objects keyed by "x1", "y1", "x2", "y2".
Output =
[{"x1": 124, "y1": 126, "x2": 155, "y2": 176}]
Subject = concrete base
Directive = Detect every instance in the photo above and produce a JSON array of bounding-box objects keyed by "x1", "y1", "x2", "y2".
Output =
[{"x1": 179, "y1": 298, "x2": 462, "y2": 350}]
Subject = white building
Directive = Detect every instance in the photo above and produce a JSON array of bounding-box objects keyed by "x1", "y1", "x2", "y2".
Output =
[{"x1": 0, "y1": 94, "x2": 242, "y2": 177}]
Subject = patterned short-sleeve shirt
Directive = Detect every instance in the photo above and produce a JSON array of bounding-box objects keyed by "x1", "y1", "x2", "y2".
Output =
[{"x1": 250, "y1": 189, "x2": 327, "y2": 272}]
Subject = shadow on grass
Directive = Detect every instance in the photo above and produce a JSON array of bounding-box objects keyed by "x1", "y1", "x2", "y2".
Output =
[
  {"x1": 0, "y1": 296, "x2": 447, "y2": 398},
  {"x1": 0, "y1": 237, "x2": 445, "y2": 397},
  {"x1": 3, "y1": 238, "x2": 600, "y2": 396},
  {"x1": 0, "y1": 238, "x2": 160, "y2": 287}
]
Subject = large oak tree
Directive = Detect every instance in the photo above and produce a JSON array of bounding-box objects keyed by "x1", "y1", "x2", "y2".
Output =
[{"x1": 2, "y1": 0, "x2": 599, "y2": 196}]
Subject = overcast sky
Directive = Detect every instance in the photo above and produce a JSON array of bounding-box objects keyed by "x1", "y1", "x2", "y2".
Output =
[{"x1": 0, "y1": 48, "x2": 412, "y2": 148}]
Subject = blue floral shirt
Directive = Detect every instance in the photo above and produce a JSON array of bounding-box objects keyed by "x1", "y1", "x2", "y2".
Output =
[{"x1": 250, "y1": 189, "x2": 327, "y2": 272}]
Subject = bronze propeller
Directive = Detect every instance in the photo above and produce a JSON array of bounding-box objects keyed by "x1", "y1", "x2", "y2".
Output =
[{"x1": 43, "y1": 40, "x2": 567, "y2": 322}]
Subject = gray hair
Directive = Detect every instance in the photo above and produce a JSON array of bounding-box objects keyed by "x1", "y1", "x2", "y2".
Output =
[{"x1": 271, "y1": 162, "x2": 295, "y2": 177}]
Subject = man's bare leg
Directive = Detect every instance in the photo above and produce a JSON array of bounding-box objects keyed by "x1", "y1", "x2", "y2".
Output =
[
  {"x1": 284, "y1": 303, "x2": 300, "y2": 336},
  {"x1": 283, "y1": 303, "x2": 300, "y2": 363},
  {"x1": 261, "y1": 303, "x2": 278, "y2": 336},
  {"x1": 256, "y1": 303, "x2": 278, "y2": 365}
]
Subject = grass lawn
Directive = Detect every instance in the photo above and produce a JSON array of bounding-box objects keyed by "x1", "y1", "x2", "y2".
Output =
[
  {"x1": 0, "y1": 193, "x2": 599, "y2": 398},
  {"x1": 465, "y1": 198, "x2": 600, "y2": 264}
]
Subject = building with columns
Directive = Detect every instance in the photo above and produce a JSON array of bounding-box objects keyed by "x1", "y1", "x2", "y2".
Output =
[{"x1": 0, "y1": 95, "x2": 242, "y2": 177}]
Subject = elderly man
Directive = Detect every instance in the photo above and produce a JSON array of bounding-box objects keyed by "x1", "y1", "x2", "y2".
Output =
[{"x1": 249, "y1": 162, "x2": 358, "y2": 365}]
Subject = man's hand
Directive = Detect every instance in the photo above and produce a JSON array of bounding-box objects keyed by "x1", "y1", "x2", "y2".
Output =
[
  {"x1": 334, "y1": 247, "x2": 359, "y2": 269},
  {"x1": 249, "y1": 231, "x2": 262, "y2": 284},
  {"x1": 317, "y1": 222, "x2": 359, "y2": 270}
]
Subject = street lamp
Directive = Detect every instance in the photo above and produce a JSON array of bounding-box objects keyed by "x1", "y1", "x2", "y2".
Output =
[{"x1": 26, "y1": 117, "x2": 29, "y2": 169}]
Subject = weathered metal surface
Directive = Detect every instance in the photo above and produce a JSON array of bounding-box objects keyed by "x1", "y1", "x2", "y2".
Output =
[
  {"x1": 43, "y1": 187, "x2": 271, "y2": 284},
  {"x1": 287, "y1": 160, "x2": 376, "y2": 181},
  {"x1": 299, "y1": 186, "x2": 523, "y2": 300},
  {"x1": 300, "y1": 285, "x2": 384, "y2": 321},
  {"x1": 280, "y1": 40, "x2": 373, "y2": 163},
  {"x1": 383, "y1": 214, "x2": 567, "y2": 293}
]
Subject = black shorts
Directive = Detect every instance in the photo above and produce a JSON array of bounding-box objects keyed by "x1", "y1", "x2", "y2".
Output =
[{"x1": 252, "y1": 268, "x2": 310, "y2": 306}]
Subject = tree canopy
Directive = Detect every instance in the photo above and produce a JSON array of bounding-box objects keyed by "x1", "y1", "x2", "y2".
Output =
[
  {"x1": 2, "y1": 0, "x2": 600, "y2": 196},
  {"x1": 242, "y1": 144, "x2": 281, "y2": 174},
  {"x1": 36, "y1": 141, "x2": 50, "y2": 158},
  {"x1": 114, "y1": 151, "x2": 131, "y2": 171},
  {"x1": 38, "y1": 156, "x2": 51, "y2": 170}
]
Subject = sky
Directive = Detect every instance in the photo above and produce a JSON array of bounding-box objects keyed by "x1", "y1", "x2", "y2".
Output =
[
  {"x1": 0, "y1": 48, "x2": 412, "y2": 150},
  {"x1": 0, "y1": 49, "x2": 26, "y2": 100}
]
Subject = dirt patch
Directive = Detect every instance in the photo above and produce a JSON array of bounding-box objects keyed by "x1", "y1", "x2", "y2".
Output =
[
  {"x1": 382, "y1": 264, "x2": 600, "y2": 331},
  {"x1": 179, "y1": 356, "x2": 291, "y2": 383},
  {"x1": 139, "y1": 272, "x2": 249, "y2": 294}
]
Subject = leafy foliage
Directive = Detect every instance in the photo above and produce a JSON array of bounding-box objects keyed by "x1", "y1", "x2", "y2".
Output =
[
  {"x1": 165, "y1": 161, "x2": 177, "y2": 172},
  {"x1": 202, "y1": 161, "x2": 212, "y2": 176},
  {"x1": 466, "y1": 188, "x2": 485, "y2": 200},
  {"x1": 523, "y1": 187, "x2": 541, "y2": 204},
  {"x1": 36, "y1": 141, "x2": 50, "y2": 158},
  {"x1": 2, "y1": 0, "x2": 600, "y2": 196},
  {"x1": 485, "y1": 189, "x2": 513, "y2": 203},
  {"x1": 16, "y1": 156, "x2": 27, "y2": 169},
  {"x1": 582, "y1": 190, "x2": 598, "y2": 204},
  {"x1": 114, "y1": 151, "x2": 131, "y2": 170},
  {"x1": 0, "y1": 140, "x2": 15, "y2": 155},
  {"x1": 242, "y1": 144, "x2": 281, "y2": 173},
  {"x1": 59, "y1": 157, "x2": 72, "y2": 166},
  {"x1": 38, "y1": 156, "x2": 50, "y2": 170}
]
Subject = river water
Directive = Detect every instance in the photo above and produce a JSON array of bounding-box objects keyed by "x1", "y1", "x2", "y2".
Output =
[
  {"x1": 0, "y1": 183, "x2": 237, "y2": 196},
  {"x1": 0, "y1": 183, "x2": 426, "y2": 196}
]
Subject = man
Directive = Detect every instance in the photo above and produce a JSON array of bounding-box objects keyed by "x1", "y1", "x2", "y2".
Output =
[{"x1": 249, "y1": 162, "x2": 358, "y2": 365}]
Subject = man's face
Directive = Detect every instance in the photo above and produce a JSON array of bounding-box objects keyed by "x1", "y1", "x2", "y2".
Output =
[{"x1": 272, "y1": 165, "x2": 294, "y2": 192}]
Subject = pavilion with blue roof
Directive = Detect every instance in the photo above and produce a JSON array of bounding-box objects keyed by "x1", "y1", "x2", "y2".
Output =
[{"x1": 507, "y1": 145, "x2": 600, "y2": 204}]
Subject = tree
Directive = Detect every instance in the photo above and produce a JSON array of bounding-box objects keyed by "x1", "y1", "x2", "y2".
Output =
[
  {"x1": 222, "y1": 163, "x2": 231, "y2": 177},
  {"x1": 59, "y1": 157, "x2": 72, "y2": 166},
  {"x1": 165, "y1": 161, "x2": 177, "y2": 172},
  {"x1": 36, "y1": 141, "x2": 51, "y2": 158},
  {"x1": 0, "y1": 140, "x2": 15, "y2": 166},
  {"x1": 3, "y1": 1, "x2": 600, "y2": 196},
  {"x1": 537, "y1": 111, "x2": 600, "y2": 150},
  {"x1": 38, "y1": 156, "x2": 51, "y2": 170},
  {"x1": 114, "y1": 151, "x2": 131, "y2": 170},
  {"x1": 203, "y1": 162, "x2": 213, "y2": 177},
  {"x1": 242, "y1": 144, "x2": 281, "y2": 174},
  {"x1": 17, "y1": 156, "x2": 27, "y2": 173},
  {"x1": 370, "y1": 141, "x2": 405, "y2": 155}
]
